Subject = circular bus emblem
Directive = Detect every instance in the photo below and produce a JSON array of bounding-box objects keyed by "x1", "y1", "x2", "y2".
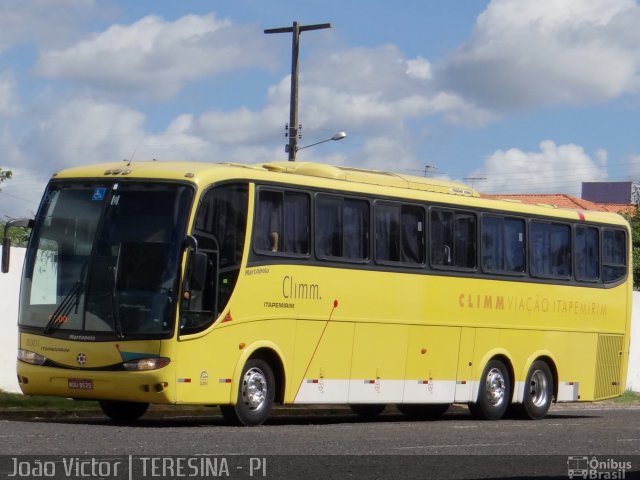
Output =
[{"x1": 76, "y1": 353, "x2": 87, "y2": 366}]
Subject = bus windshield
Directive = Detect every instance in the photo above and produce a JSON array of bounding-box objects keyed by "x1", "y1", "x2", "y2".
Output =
[{"x1": 19, "y1": 181, "x2": 194, "y2": 340}]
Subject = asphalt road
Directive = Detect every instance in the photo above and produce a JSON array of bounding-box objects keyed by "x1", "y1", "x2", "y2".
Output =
[{"x1": 0, "y1": 404, "x2": 638, "y2": 479}]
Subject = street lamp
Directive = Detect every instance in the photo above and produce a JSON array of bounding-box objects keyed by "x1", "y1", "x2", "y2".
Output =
[{"x1": 291, "y1": 131, "x2": 347, "y2": 153}]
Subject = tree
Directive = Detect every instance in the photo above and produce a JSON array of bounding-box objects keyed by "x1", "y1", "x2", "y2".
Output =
[
  {"x1": 624, "y1": 207, "x2": 640, "y2": 290},
  {"x1": 0, "y1": 168, "x2": 28, "y2": 246},
  {"x1": 0, "y1": 167, "x2": 12, "y2": 190}
]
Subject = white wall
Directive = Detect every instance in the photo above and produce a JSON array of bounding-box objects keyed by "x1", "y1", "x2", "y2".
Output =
[
  {"x1": 1, "y1": 246, "x2": 639, "y2": 394},
  {"x1": 0, "y1": 246, "x2": 24, "y2": 393},
  {"x1": 627, "y1": 293, "x2": 640, "y2": 391}
]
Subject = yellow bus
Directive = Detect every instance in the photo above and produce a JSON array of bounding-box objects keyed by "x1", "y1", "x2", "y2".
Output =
[{"x1": 2, "y1": 160, "x2": 632, "y2": 425}]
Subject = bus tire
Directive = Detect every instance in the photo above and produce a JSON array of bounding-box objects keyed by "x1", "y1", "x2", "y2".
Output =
[
  {"x1": 99, "y1": 400, "x2": 149, "y2": 422},
  {"x1": 397, "y1": 403, "x2": 449, "y2": 420},
  {"x1": 349, "y1": 404, "x2": 385, "y2": 418},
  {"x1": 470, "y1": 359, "x2": 511, "y2": 420},
  {"x1": 515, "y1": 361, "x2": 553, "y2": 420},
  {"x1": 220, "y1": 359, "x2": 275, "y2": 426}
]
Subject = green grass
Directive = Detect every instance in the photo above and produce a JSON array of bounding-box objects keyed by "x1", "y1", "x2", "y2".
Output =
[
  {"x1": 0, "y1": 389, "x2": 97, "y2": 411},
  {"x1": 612, "y1": 390, "x2": 640, "y2": 403}
]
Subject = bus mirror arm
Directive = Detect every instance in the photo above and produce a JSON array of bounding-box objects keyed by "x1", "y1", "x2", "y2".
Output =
[
  {"x1": 184, "y1": 235, "x2": 198, "y2": 251},
  {"x1": 1, "y1": 218, "x2": 34, "y2": 274},
  {"x1": 1, "y1": 237, "x2": 9, "y2": 274}
]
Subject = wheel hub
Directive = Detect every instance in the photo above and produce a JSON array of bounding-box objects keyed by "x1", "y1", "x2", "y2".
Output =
[
  {"x1": 485, "y1": 368, "x2": 506, "y2": 406},
  {"x1": 242, "y1": 367, "x2": 267, "y2": 411},
  {"x1": 529, "y1": 369, "x2": 549, "y2": 407}
]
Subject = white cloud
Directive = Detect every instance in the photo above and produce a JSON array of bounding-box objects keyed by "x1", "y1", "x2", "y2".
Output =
[
  {"x1": 296, "y1": 45, "x2": 495, "y2": 135},
  {"x1": 0, "y1": 72, "x2": 19, "y2": 116},
  {"x1": 626, "y1": 154, "x2": 640, "y2": 180},
  {"x1": 406, "y1": 56, "x2": 432, "y2": 81},
  {"x1": 0, "y1": 0, "x2": 100, "y2": 53},
  {"x1": 19, "y1": 95, "x2": 286, "y2": 175},
  {"x1": 472, "y1": 141, "x2": 608, "y2": 196},
  {"x1": 36, "y1": 14, "x2": 274, "y2": 101},
  {"x1": 438, "y1": 0, "x2": 640, "y2": 110},
  {"x1": 26, "y1": 97, "x2": 148, "y2": 170}
]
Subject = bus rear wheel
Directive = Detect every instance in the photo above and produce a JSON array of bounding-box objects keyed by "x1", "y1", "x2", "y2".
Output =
[
  {"x1": 349, "y1": 404, "x2": 385, "y2": 418},
  {"x1": 99, "y1": 400, "x2": 149, "y2": 422},
  {"x1": 220, "y1": 359, "x2": 275, "y2": 426},
  {"x1": 469, "y1": 359, "x2": 511, "y2": 420},
  {"x1": 397, "y1": 403, "x2": 449, "y2": 420},
  {"x1": 515, "y1": 361, "x2": 553, "y2": 420}
]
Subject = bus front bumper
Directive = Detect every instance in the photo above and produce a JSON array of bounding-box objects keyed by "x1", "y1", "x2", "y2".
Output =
[{"x1": 16, "y1": 362, "x2": 176, "y2": 404}]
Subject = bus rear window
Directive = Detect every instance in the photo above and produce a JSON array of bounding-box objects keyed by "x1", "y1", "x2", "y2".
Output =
[{"x1": 602, "y1": 228, "x2": 626, "y2": 283}]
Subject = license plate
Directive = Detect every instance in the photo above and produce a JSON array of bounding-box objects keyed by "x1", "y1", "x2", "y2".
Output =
[{"x1": 68, "y1": 378, "x2": 93, "y2": 390}]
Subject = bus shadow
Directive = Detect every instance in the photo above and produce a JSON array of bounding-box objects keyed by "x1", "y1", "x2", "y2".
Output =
[{"x1": 29, "y1": 408, "x2": 596, "y2": 428}]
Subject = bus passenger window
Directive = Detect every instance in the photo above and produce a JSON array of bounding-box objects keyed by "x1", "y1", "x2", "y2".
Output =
[
  {"x1": 374, "y1": 202, "x2": 424, "y2": 265},
  {"x1": 575, "y1": 226, "x2": 599, "y2": 282},
  {"x1": 482, "y1": 216, "x2": 525, "y2": 274},
  {"x1": 375, "y1": 203, "x2": 401, "y2": 262},
  {"x1": 602, "y1": 228, "x2": 626, "y2": 283},
  {"x1": 343, "y1": 199, "x2": 369, "y2": 260},
  {"x1": 316, "y1": 196, "x2": 342, "y2": 257},
  {"x1": 430, "y1": 209, "x2": 476, "y2": 269},
  {"x1": 316, "y1": 195, "x2": 369, "y2": 262},
  {"x1": 255, "y1": 189, "x2": 310, "y2": 256},
  {"x1": 530, "y1": 222, "x2": 571, "y2": 279}
]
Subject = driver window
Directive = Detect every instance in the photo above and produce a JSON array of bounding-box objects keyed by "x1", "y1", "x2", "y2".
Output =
[{"x1": 181, "y1": 183, "x2": 248, "y2": 334}]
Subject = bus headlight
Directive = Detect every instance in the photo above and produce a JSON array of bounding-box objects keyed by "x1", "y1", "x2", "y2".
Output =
[
  {"x1": 123, "y1": 357, "x2": 171, "y2": 371},
  {"x1": 18, "y1": 349, "x2": 47, "y2": 366}
]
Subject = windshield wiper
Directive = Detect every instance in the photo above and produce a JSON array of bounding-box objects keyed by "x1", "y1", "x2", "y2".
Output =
[{"x1": 43, "y1": 281, "x2": 83, "y2": 334}]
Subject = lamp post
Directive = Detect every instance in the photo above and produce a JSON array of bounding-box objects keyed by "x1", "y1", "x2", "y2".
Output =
[
  {"x1": 296, "y1": 131, "x2": 347, "y2": 154},
  {"x1": 265, "y1": 21, "x2": 331, "y2": 161}
]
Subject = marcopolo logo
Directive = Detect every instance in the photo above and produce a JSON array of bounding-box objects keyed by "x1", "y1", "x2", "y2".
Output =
[
  {"x1": 567, "y1": 456, "x2": 632, "y2": 479},
  {"x1": 76, "y1": 353, "x2": 87, "y2": 366}
]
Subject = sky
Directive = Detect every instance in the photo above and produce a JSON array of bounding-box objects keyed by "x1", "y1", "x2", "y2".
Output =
[{"x1": 1, "y1": 0, "x2": 640, "y2": 218}]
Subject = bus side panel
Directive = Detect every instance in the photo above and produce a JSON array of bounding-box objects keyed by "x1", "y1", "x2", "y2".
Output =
[
  {"x1": 557, "y1": 332, "x2": 598, "y2": 401},
  {"x1": 173, "y1": 321, "x2": 269, "y2": 405},
  {"x1": 292, "y1": 321, "x2": 354, "y2": 403},
  {"x1": 348, "y1": 323, "x2": 409, "y2": 403},
  {"x1": 402, "y1": 325, "x2": 460, "y2": 404},
  {"x1": 454, "y1": 327, "x2": 476, "y2": 402}
]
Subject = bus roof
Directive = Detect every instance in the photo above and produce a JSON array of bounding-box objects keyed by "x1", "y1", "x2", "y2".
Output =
[
  {"x1": 53, "y1": 160, "x2": 479, "y2": 196},
  {"x1": 52, "y1": 160, "x2": 628, "y2": 227}
]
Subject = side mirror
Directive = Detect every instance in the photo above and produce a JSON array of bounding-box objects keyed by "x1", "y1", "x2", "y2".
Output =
[
  {"x1": 1, "y1": 218, "x2": 34, "y2": 274},
  {"x1": 1, "y1": 236, "x2": 10, "y2": 274}
]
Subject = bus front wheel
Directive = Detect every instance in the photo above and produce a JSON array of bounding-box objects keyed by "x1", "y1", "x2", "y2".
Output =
[
  {"x1": 220, "y1": 359, "x2": 275, "y2": 426},
  {"x1": 469, "y1": 359, "x2": 511, "y2": 420},
  {"x1": 515, "y1": 361, "x2": 553, "y2": 420},
  {"x1": 99, "y1": 400, "x2": 149, "y2": 422}
]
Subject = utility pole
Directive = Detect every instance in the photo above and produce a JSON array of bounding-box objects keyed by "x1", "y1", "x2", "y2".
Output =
[{"x1": 265, "y1": 21, "x2": 331, "y2": 161}]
